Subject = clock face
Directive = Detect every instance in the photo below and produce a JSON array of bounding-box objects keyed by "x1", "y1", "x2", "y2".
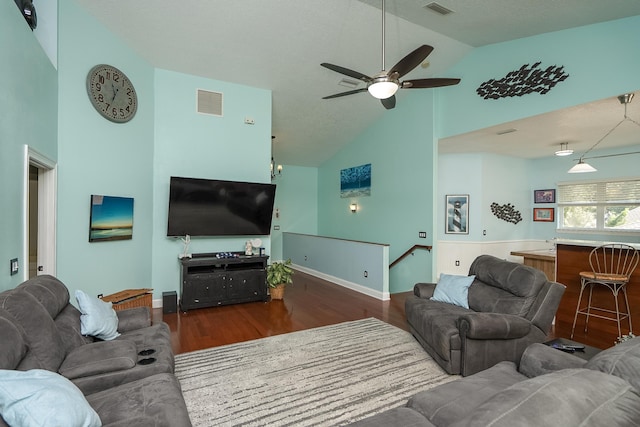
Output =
[{"x1": 86, "y1": 64, "x2": 138, "y2": 123}]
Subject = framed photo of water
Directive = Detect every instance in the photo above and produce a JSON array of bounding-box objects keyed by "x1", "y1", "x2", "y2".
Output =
[
  {"x1": 340, "y1": 163, "x2": 371, "y2": 198},
  {"x1": 445, "y1": 194, "x2": 469, "y2": 234},
  {"x1": 89, "y1": 195, "x2": 134, "y2": 242}
]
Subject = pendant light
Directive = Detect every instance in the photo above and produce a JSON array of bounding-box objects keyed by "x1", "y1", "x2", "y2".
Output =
[{"x1": 568, "y1": 93, "x2": 639, "y2": 173}]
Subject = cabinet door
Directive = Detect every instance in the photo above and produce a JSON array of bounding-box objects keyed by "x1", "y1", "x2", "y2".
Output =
[
  {"x1": 184, "y1": 273, "x2": 226, "y2": 305},
  {"x1": 227, "y1": 269, "x2": 267, "y2": 300}
]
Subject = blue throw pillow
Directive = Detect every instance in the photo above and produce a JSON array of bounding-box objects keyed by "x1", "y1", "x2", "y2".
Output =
[
  {"x1": 0, "y1": 369, "x2": 101, "y2": 427},
  {"x1": 431, "y1": 274, "x2": 476, "y2": 309},
  {"x1": 75, "y1": 290, "x2": 120, "y2": 340}
]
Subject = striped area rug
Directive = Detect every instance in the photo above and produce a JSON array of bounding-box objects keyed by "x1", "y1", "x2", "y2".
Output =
[{"x1": 174, "y1": 318, "x2": 456, "y2": 426}]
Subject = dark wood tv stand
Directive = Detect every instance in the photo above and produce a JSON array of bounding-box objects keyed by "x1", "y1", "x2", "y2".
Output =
[{"x1": 179, "y1": 253, "x2": 269, "y2": 311}]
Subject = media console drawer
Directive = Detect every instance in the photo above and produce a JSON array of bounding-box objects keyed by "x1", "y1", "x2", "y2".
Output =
[{"x1": 179, "y1": 254, "x2": 268, "y2": 311}]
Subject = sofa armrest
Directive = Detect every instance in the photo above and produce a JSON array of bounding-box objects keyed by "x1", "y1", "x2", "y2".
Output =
[
  {"x1": 116, "y1": 307, "x2": 151, "y2": 332},
  {"x1": 414, "y1": 283, "x2": 436, "y2": 299},
  {"x1": 458, "y1": 313, "x2": 531, "y2": 340},
  {"x1": 518, "y1": 343, "x2": 587, "y2": 378}
]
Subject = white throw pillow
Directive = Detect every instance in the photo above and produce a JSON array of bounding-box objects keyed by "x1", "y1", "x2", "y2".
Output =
[
  {"x1": 430, "y1": 274, "x2": 476, "y2": 309},
  {"x1": 0, "y1": 369, "x2": 101, "y2": 427},
  {"x1": 75, "y1": 289, "x2": 120, "y2": 340}
]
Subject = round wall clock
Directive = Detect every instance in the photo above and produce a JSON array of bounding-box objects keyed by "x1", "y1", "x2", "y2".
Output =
[{"x1": 86, "y1": 64, "x2": 138, "y2": 123}]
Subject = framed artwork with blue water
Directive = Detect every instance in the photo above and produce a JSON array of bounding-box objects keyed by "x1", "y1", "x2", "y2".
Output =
[
  {"x1": 340, "y1": 163, "x2": 371, "y2": 198},
  {"x1": 89, "y1": 195, "x2": 134, "y2": 242}
]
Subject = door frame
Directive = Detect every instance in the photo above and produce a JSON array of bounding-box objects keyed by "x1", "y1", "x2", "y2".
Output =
[{"x1": 24, "y1": 145, "x2": 57, "y2": 279}]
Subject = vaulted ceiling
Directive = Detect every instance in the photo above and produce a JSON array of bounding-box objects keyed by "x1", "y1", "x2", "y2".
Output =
[{"x1": 74, "y1": 0, "x2": 640, "y2": 166}]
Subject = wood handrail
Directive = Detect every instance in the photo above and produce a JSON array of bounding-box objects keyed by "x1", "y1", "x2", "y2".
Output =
[{"x1": 390, "y1": 244, "x2": 432, "y2": 269}]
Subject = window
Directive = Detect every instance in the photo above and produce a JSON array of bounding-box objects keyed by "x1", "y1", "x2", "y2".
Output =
[{"x1": 557, "y1": 178, "x2": 640, "y2": 232}]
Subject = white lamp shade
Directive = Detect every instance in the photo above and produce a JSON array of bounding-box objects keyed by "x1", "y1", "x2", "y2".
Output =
[
  {"x1": 367, "y1": 81, "x2": 398, "y2": 99},
  {"x1": 568, "y1": 160, "x2": 597, "y2": 173}
]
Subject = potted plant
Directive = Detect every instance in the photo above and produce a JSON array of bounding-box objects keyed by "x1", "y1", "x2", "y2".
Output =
[{"x1": 267, "y1": 259, "x2": 294, "y2": 300}]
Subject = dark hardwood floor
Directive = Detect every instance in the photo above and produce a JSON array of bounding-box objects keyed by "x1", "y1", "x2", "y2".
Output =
[
  {"x1": 154, "y1": 270, "x2": 411, "y2": 354},
  {"x1": 154, "y1": 269, "x2": 616, "y2": 355}
]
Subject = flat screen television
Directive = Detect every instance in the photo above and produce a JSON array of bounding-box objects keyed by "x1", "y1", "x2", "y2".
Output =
[{"x1": 167, "y1": 176, "x2": 276, "y2": 237}]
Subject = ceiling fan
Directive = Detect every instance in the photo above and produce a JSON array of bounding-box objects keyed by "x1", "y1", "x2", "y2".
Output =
[{"x1": 321, "y1": 0, "x2": 460, "y2": 110}]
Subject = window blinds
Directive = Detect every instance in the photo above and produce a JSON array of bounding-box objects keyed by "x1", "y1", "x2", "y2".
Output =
[{"x1": 558, "y1": 179, "x2": 640, "y2": 204}]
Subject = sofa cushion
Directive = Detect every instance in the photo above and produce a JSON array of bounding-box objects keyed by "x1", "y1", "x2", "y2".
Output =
[
  {"x1": 431, "y1": 274, "x2": 475, "y2": 309},
  {"x1": 0, "y1": 291, "x2": 66, "y2": 371},
  {"x1": 585, "y1": 337, "x2": 640, "y2": 392},
  {"x1": 0, "y1": 315, "x2": 27, "y2": 370},
  {"x1": 407, "y1": 361, "x2": 526, "y2": 425},
  {"x1": 467, "y1": 255, "x2": 546, "y2": 317},
  {"x1": 59, "y1": 340, "x2": 137, "y2": 380},
  {"x1": 86, "y1": 373, "x2": 192, "y2": 427},
  {"x1": 0, "y1": 369, "x2": 101, "y2": 427},
  {"x1": 76, "y1": 290, "x2": 121, "y2": 341},
  {"x1": 54, "y1": 304, "x2": 94, "y2": 354},
  {"x1": 450, "y1": 369, "x2": 640, "y2": 427},
  {"x1": 17, "y1": 275, "x2": 70, "y2": 319}
]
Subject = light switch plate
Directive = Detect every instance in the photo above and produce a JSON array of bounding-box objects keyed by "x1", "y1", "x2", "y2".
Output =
[{"x1": 10, "y1": 258, "x2": 18, "y2": 275}]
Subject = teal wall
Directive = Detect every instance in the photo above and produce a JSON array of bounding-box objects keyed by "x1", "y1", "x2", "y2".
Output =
[
  {"x1": 437, "y1": 153, "x2": 531, "y2": 242},
  {"x1": 0, "y1": 2, "x2": 58, "y2": 291},
  {"x1": 318, "y1": 16, "x2": 640, "y2": 292},
  {"x1": 56, "y1": 0, "x2": 156, "y2": 300},
  {"x1": 151, "y1": 69, "x2": 272, "y2": 296},
  {"x1": 318, "y1": 92, "x2": 437, "y2": 293},
  {"x1": 270, "y1": 165, "x2": 319, "y2": 261},
  {"x1": 439, "y1": 16, "x2": 640, "y2": 140}
]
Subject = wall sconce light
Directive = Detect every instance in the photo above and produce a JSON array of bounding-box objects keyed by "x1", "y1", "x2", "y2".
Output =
[{"x1": 350, "y1": 203, "x2": 358, "y2": 213}]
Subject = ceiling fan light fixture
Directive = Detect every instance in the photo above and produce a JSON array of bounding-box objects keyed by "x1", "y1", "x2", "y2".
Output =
[
  {"x1": 568, "y1": 158, "x2": 597, "y2": 173},
  {"x1": 367, "y1": 78, "x2": 400, "y2": 99}
]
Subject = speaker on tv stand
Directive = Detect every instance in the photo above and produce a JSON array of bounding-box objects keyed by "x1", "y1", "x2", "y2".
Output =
[{"x1": 162, "y1": 291, "x2": 177, "y2": 314}]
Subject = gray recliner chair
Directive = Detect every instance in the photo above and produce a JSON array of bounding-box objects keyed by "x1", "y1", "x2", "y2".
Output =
[{"x1": 406, "y1": 255, "x2": 566, "y2": 376}]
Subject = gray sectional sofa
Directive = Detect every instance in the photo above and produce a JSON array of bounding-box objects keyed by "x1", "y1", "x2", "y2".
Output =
[
  {"x1": 350, "y1": 338, "x2": 640, "y2": 426},
  {"x1": 0, "y1": 275, "x2": 191, "y2": 427},
  {"x1": 406, "y1": 255, "x2": 566, "y2": 376}
]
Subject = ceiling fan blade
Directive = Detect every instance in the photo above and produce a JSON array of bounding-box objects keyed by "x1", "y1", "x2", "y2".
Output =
[
  {"x1": 388, "y1": 45, "x2": 434, "y2": 79},
  {"x1": 320, "y1": 63, "x2": 372, "y2": 82},
  {"x1": 381, "y1": 95, "x2": 396, "y2": 110},
  {"x1": 402, "y1": 78, "x2": 461, "y2": 89},
  {"x1": 322, "y1": 88, "x2": 368, "y2": 99}
]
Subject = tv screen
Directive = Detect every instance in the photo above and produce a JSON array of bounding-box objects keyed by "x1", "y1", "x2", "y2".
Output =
[{"x1": 167, "y1": 176, "x2": 276, "y2": 237}]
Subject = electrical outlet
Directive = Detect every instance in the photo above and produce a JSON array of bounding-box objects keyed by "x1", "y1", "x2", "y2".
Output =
[
  {"x1": 455, "y1": 260, "x2": 460, "y2": 267},
  {"x1": 418, "y1": 231, "x2": 427, "y2": 238},
  {"x1": 244, "y1": 117, "x2": 255, "y2": 125}
]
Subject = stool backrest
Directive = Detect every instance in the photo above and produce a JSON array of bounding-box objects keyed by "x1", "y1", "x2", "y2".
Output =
[{"x1": 589, "y1": 244, "x2": 639, "y2": 280}]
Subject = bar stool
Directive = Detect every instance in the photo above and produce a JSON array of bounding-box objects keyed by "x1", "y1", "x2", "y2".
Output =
[{"x1": 571, "y1": 243, "x2": 639, "y2": 339}]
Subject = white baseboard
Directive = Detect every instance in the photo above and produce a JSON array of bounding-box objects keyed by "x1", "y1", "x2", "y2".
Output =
[
  {"x1": 153, "y1": 298, "x2": 163, "y2": 309},
  {"x1": 292, "y1": 264, "x2": 390, "y2": 301}
]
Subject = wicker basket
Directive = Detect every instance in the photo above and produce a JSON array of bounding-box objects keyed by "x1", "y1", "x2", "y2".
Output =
[
  {"x1": 270, "y1": 284, "x2": 285, "y2": 300},
  {"x1": 100, "y1": 288, "x2": 153, "y2": 311}
]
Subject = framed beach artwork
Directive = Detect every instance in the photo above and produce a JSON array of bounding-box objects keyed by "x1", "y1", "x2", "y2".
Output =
[
  {"x1": 89, "y1": 195, "x2": 134, "y2": 242},
  {"x1": 445, "y1": 194, "x2": 469, "y2": 234},
  {"x1": 533, "y1": 208, "x2": 555, "y2": 222},
  {"x1": 340, "y1": 163, "x2": 371, "y2": 198},
  {"x1": 534, "y1": 189, "x2": 555, "y2": 203}
]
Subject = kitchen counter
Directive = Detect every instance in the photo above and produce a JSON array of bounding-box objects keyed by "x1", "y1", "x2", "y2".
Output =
[{"x1": 510, "y1": 249, "x2": 556, "y2": 281}]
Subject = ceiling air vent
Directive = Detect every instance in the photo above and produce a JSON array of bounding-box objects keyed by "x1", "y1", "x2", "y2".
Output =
[
  {"x1": 424, "y1": 2, "x2": 454, "y2": 16},
  {"x1": 197, "y1": 89, "x2": 223, "y2": 116}
]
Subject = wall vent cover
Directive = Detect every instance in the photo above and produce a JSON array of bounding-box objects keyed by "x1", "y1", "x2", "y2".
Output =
[
  {"x1": 197, "y1": 89, "x2": 223, "y2": 116},
  {"x1": 424, "y1": 2, "x2": 454, "y2": 15}
]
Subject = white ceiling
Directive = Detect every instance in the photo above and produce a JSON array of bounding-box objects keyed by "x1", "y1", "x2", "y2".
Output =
[
  {"x1": 73, "y1": 0, "x2": 640, "y2": 167},
  {"x1": 439, "y1": 94, "x2": 640, "y2": 159}
]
